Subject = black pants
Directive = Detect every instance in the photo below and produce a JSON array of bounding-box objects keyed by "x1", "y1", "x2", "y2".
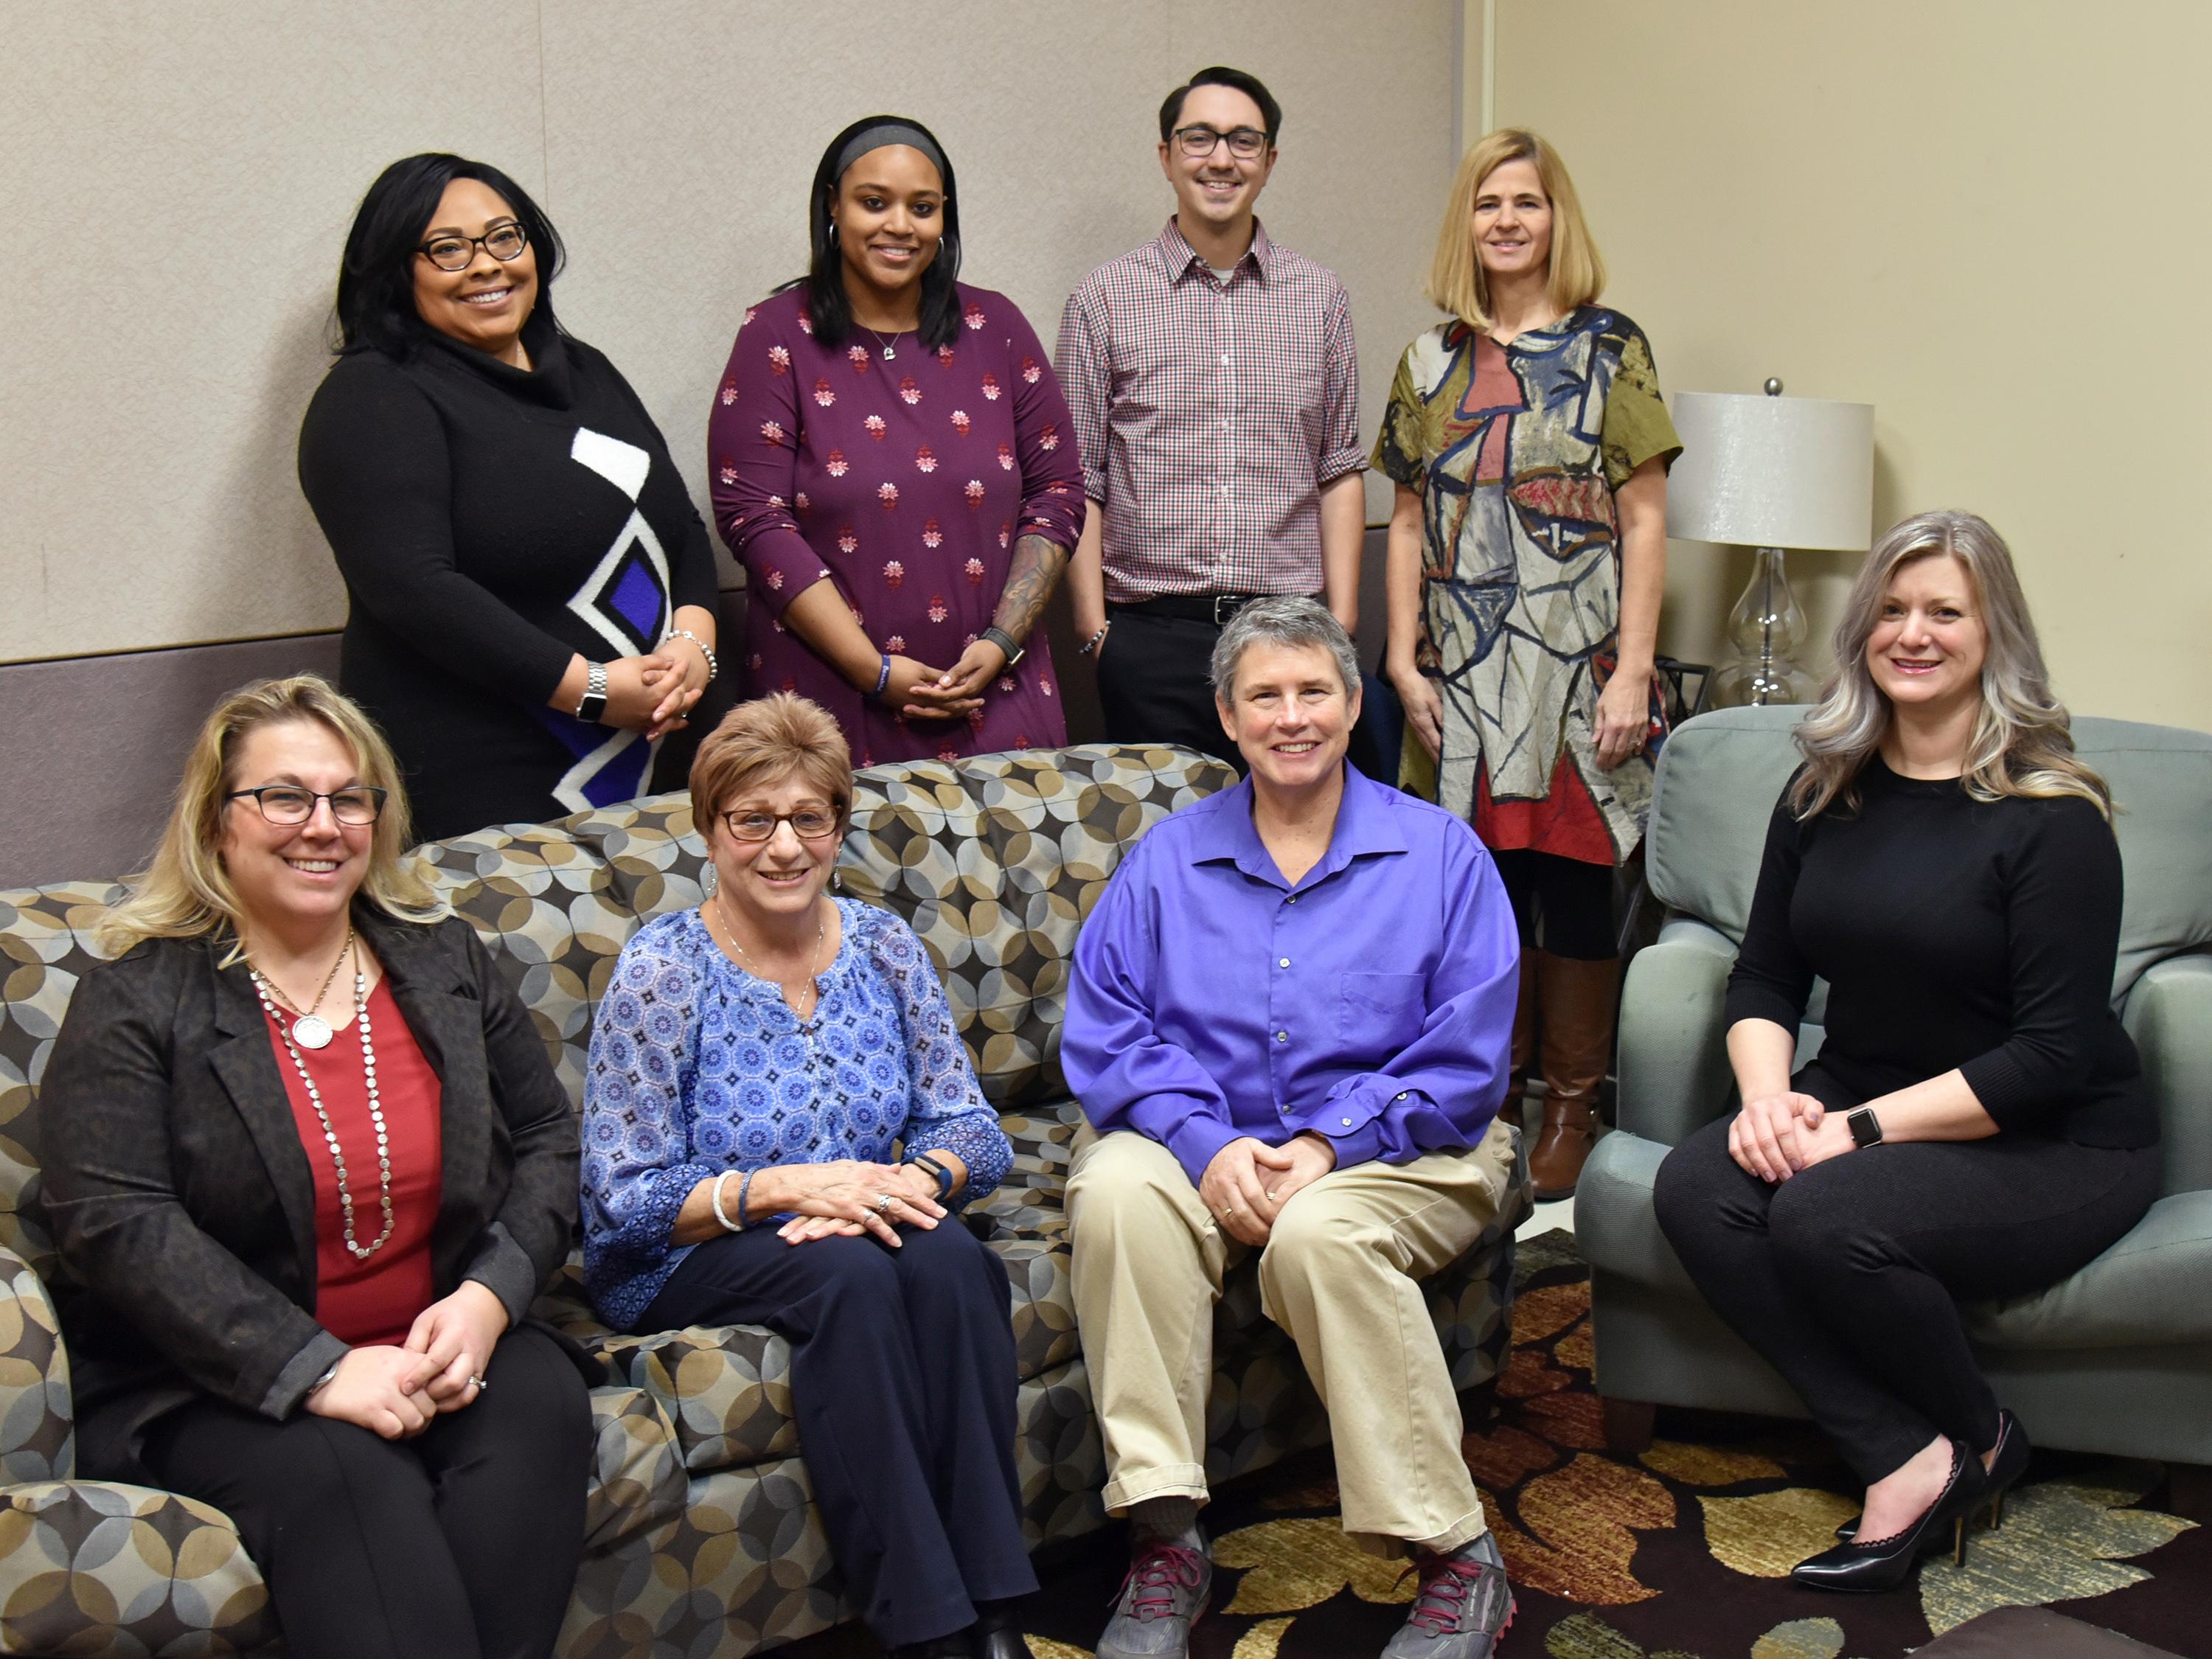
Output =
[
  {"x1": 1654, "y1": 1079, "x2": 2158, "y2": 1484},
  {"x1": 640, "y1": 1220, "x2": 1034, "y2": 1646},
  {"x1": 1492, "y1": 848, "x2": 1616, "y2": 961},
  {"x1": 1096, "y1": 608, "x2": 1242, "y2": 768},
  {"x1": 140, "y1": 1324, "x2": 592, "y2": 1659}
]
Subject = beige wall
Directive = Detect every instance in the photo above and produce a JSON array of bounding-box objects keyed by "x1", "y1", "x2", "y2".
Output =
[
  {"x1": 0, "y1": 0, "x2": 1458, "y2": 665},
  {"x1": 1489, "y1": 0, "x2": 2212, "y2": 726}
]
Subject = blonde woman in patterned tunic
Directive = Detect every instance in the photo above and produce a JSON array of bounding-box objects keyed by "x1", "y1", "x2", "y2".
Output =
[{"x1": 1377, "y1": 129, "x2": 1681, "y2": 1204}]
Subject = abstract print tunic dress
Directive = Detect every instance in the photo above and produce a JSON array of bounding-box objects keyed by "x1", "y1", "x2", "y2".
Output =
[
  {"x1": 709, "y1": 284, "x2": 1087, "y2": 767},
  {"x1": 1374, "y1": 309, "x2": 1681, "y2": 866}
]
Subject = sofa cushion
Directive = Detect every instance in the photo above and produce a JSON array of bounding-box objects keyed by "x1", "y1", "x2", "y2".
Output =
[
  {"x1": 582, "y1": 1384, "x2": 689, "y2": 1551},
  {"x1": 0, "y1": 1481, "x2": 276, "y2": 1656},
  {"x1": 1649, "y1": 710, "x2": 2212, "y2": 1004}
]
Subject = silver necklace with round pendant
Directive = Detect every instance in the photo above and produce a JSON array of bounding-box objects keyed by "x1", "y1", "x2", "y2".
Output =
[{"x1": 257, "y1": 925, "x2": 355, "y2": 1050}]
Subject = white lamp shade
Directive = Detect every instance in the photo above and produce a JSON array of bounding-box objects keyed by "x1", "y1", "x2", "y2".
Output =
[{"x1": 1666, "y1": 391, "x2": 1875, "y2": 552}]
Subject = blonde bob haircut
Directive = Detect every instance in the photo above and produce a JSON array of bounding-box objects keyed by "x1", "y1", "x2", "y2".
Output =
[
  {"x1": 98, "y1": 675, "x2": 441, "y2": 959},
  {"x1": 689, "y1": 694, "x2": 853, "y2": 835},
  {"x1": 1789, "y1": 509, "x2": 2112, "y2": 821},
  {"x1": 1427, "y1": 128, "x2": 1605, "y2": 333}
]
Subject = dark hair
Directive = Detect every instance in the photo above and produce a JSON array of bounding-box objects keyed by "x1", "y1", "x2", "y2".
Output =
[
  {"x1": 790, "y1": 116, "x2": 964, "y2": 352},
  {"x1": 332, "y1": 153, "x2": 566, "y2": 358},
  {"x1": 1158, "y1": 66, "x2": 1282, "y2": 145}
]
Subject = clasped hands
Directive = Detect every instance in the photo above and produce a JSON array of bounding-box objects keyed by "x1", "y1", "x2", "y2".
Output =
[
  {"x1": 1200, "y1": 1133, "x2": 1338, "y2": 1248},
  {"x1": 304, "y1": 1279, "x2": 509, "y2": 1440},
  {"x1": 877, "y1": 638, "x2": 1011, "y2": 723},
  {"x1": 1728, "y1": 1091, "x2": 1856, "y2": 1183},
  {"x1": 766, "y1": 1158, "x2": 950, "y2": 1248}
]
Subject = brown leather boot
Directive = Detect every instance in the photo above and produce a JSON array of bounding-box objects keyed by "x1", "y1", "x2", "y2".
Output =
[{"x1": 1528, "y1": 951, "x2": 1620, "y2": 1200}]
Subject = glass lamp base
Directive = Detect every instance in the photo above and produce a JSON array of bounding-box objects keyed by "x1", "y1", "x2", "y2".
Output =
[{"x1": 1708, "y1": 657, "x2": 1821, "y2": 708}]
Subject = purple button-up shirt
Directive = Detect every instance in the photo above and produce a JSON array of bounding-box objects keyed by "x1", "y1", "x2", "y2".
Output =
[{"x1": 1063, "y1": 765, "x2": 1519, "y2": 1184}]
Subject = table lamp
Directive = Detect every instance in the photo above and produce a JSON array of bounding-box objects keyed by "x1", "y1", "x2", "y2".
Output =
[{"x1": 1666, "y1": 381, "x2": 1874, "y2": 706}]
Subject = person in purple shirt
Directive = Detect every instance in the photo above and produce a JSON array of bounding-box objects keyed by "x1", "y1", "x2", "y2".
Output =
[{"x1": 1062, "y1": 597, "x2": 1521, "y2": 1659}]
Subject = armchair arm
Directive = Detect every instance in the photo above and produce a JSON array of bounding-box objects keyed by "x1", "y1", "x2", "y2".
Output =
[
  {"x1": 1615, "y1": 920, "x2": 1738, "y2": 1147},
  {"x1": 2122, "y1": 952, "x2": 2212, "y2": 1198},
  {"x1": 0, "y1": 1245, "x2": 74, "y2": 1481}
]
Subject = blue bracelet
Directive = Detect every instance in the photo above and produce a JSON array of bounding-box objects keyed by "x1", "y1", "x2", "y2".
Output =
[
  {"x1": 737, "y1": 1168, "x2": 757, "y2": 1230},
  {"x1": 872, "y1": 655, "x2": 893, "y2": 698}
]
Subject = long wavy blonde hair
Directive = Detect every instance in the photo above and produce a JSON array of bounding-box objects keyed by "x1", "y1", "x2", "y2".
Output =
[
  {"x1": 97, "y1": 675, "x2": 442, "y2": 958},
  {"x1": 1789, "y1": 510, "x2": 2111, "y2": 820},
  {"x1": 1427, "y1": 128, "x2": 1606, "y2": 333}
]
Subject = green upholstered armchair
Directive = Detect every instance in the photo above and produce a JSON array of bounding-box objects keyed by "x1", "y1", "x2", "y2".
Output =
[{"x1": 1577, "y1": 706, "x2": 2212, "y2": 1512}]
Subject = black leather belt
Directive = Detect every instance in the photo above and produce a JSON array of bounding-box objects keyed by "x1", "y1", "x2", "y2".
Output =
[{"x1": 1110, "y1": 592, "x2": 1296, "y2": 627}]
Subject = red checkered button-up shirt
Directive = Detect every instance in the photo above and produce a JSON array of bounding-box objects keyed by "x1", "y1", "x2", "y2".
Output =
[{"x1": 1056, "y1": 219, "x2": 1364, "y2": 603}]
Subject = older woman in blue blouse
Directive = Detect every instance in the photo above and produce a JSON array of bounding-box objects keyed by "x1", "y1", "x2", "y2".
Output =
[{"x1": 581, "y1": 694, "x2": 1033, "y2": 1659}]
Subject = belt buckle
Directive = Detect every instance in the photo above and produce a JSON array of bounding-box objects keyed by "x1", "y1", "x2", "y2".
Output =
[{"x1": 1211, "y1": 594, "x2": 1245, "y2": 627}]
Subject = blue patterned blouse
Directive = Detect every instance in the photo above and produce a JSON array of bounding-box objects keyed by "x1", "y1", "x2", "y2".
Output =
[{"x1": 580, "y1": 898, "x2": 1012, "y2": 1329}]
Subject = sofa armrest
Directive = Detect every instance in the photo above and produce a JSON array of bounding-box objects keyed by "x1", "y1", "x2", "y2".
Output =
[
  {"x1": 2124, "y1": 953, "x2": 2212, "y2": 1198},
  {"x1": 0, "y1": 1245, "x2": 74, "y2": 1481},
  {"x1": 1615, "y1": 921, "x2": 1737, "y2": 1148}
]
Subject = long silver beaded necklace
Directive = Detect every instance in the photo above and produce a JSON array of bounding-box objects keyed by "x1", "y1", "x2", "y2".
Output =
[{"x1": 250, "y1": 936, "x2": 395, "y2": 1261}]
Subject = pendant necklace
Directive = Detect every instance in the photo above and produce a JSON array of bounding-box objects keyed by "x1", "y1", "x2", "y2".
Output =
[
  {"x1": 707, "y1": 891, "x2": 827, "y2": 1025},
  {"x1": 251, "y1": 945, "x2": 394, "y2": 1259},
  {"x1": 251, "y1": 924, "x2": 355, "y2": 1050},
  {"x1": 863, "y1": 324, "x2": 902, "y2": 362}
]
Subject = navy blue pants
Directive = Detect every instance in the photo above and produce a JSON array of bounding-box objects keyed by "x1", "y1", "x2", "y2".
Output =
[{"x1": 641, "y1": 1218, "x2": 1034, "y2": 1646}]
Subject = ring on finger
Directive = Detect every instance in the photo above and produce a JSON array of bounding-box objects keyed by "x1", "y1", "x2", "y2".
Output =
[
  {"x1": 467, "y1": 1375, "x2": 487, "y2": 1391},
  {"x1": 874, "y1": 1191, "x2": 896, "y2": 1214}
]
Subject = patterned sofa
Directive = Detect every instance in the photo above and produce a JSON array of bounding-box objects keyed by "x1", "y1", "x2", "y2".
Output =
[{"x1": 0, "y1": 743, "x2": 1531, "y2": 1657}]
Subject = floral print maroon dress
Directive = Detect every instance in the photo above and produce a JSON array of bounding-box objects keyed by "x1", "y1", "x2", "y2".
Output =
[{"x1": 709, "y1": 283, "x2": 1086, "y2": 765}]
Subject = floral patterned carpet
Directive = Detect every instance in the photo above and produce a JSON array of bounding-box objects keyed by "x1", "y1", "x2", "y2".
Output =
[{"x1": 786, "y1": 1228, "x2": 2207, "y2": 1658}]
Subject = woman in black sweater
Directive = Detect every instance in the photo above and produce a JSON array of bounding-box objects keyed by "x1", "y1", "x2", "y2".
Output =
[
  {"x1": 1654, "y1": 509, "x2": 2158, "y2": 1593},
  {"x1": 300, "y1": 153, "x2": 721, "y2": 843}
]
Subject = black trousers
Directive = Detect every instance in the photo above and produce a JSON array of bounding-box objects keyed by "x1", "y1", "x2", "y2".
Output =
[
  {"x1": 140, "y1": 1324, "x2": 592, "y2": 1659},
  {"x1": 1492, "y1": 848, "x2": 1617, "y2": 961},
  {"x1": 1654, "y1": 1077, "x2": 2158, "y2": 1484},
  {"x1": 1096, "y1": 608, "x2": 1242, "y2": 768},
  {"x1": 641, "y1": 1219, "x2": 1034, "y2": 1646}
]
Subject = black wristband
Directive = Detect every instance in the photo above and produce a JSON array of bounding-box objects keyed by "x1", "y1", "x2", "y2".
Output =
[
  {"x1": 982, "y1": 626, "x2": 1025, "y2": 671},
  {"x1": 908, "y1": 1152, "x2": 956, "y2": 1200}
]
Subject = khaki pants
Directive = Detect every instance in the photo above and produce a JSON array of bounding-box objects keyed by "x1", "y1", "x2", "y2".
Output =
[{"x1": 1065, "y1": 1117, "x2": 1515, "y2": 1554}]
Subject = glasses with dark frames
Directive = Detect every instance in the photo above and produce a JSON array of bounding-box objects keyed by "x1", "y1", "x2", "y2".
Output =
[
  {"x1": 225, "y1": 786, "x2": 388, "y2": 826},
  {"x1": 1172, "y1": 124, "x2": 1270, "y2": 159},
  {"x1": 417, "y1": 223, "x2": 529, "y2": 272},
  {"x1": 722, "y1": 807, "x2": 842, "y2": 843}
]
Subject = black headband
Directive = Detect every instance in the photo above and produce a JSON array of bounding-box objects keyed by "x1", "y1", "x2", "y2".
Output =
[{"x1": 833, "y1": 121, "x2": 949, "y2": 183}]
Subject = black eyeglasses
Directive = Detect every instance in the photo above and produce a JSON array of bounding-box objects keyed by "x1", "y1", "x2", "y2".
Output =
[
  {"x1": 417, "y1": 223, "x2": 529, "y2": 272},
  {"x1": 1172, "y1": 124, "x2": 1270, "y2": 159},
  {"x1": 226, "y1": 786, "x2": 388, "y2": 826},
  {"x1": 722, "y1": 807, "x2": 841, "y2": 843}
]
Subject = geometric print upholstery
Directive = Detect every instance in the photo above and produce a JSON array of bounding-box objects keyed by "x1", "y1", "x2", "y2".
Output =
[{"x1": 0, "y1": 743, "x2": 1532, "y2": 1657}]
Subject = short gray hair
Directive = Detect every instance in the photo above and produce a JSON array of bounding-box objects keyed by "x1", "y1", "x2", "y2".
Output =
[{"x1": 1209, "y1": 597, "x2": 1360, "y2": 704}]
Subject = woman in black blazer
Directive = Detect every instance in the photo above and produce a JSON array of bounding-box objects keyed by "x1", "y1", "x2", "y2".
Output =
[{"x1": 38, "y1": 675, "x2": 592, "y2": 1659}]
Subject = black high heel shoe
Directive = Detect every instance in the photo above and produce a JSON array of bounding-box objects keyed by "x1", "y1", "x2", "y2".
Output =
[
  {"x1": 1833, "y1": 1409, "x2": 2030, "y2": 1543},
  {"x1": 1791, "y1": 1438, "x2": 1989, "y2": 1593},
  {"x1": 1980, "y1": 1408, "x2": 2031, "y2": 1530}
]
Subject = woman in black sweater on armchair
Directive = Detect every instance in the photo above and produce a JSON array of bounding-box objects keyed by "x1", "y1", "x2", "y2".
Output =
[
  {"x1": 299, "y1": 153, "x2": 721, "y2": 843},
  {"x1": 1654, "y1": 509, "x2": 2158, "y2": 1593}
]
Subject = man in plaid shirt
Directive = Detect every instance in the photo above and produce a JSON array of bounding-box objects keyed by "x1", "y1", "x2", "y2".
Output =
[{"x1": 1056, "y1": 65, "x2": 1367, "y2": 768}]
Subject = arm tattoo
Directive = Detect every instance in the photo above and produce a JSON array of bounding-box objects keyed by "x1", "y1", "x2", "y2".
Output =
[{"x1": 990, "y1": 533, "x2": 1068, "y2": 644}]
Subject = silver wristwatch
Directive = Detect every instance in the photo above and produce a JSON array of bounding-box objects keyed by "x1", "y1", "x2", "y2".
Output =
[{"x1": 575, "y1": 661, "x2": 609, "y2": 723}]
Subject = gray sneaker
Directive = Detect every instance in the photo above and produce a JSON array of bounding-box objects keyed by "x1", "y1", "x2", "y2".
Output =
[
  {"x1": 1380, "y1": 1534, "x2": 1514, "y2": 1658},
  {"x1": 1096, "y1": 1539, "x2": 1211, "y2": 1659}
]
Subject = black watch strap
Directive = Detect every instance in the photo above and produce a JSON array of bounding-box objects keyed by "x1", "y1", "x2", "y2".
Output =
[
  {"x1": 1846, "y1": 1106, "x2": 1885, "y2": 1149},
  {"x1": 982, "y1": 626, "x2": 1025, "y2": 670}
]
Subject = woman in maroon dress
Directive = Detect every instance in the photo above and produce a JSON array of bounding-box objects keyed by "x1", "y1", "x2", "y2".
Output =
[{"x1": 710, "y1": 116, "x2": 1085, "y2": 765}]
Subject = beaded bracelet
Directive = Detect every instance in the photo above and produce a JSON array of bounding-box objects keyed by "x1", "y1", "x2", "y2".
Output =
[
  {"x1": 738, "y1": 1168, "x2": 757, "y2": 1229},
  {"x1": 872, "y1": 655, "x2": 893, "y2": 698},
  {"x1": 664, "y1": 627, "x2": 719, "y2": 683},
  {"x1": 1077, "y1": 624, "x2": 1110, "y2": 658}
]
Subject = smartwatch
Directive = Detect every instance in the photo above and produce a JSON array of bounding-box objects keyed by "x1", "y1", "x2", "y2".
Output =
[
  {"x1": 574, "y1": 661, "x2": 609, "y2": 724},
  {"x1": 982, "y1": 626, "x2": 1026, "y2": 672},
  {"x1": 1846, "y1": 1106, "x2": 1885, "y2": 1149},
  {"x1": 908, "y1": 1152, "x2": 956, "y2": 1200}
]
